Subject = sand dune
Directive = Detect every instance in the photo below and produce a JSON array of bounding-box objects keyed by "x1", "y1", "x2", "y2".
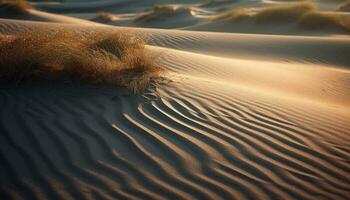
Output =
[
  {"x1": 0, "y1": 0, "x2": 349, "y2": 200},
  {"x1": 0, "y1": 1, "x2": 98, "y2": 25},
  {"x1": 90, "y1": 12, "x2": 115, "y2": 23},
  {"x1": 132, "y1": 4, "x2": 207, "y2": 29},
  {"x1": 189, "y1": 2, "x2": 350, "y2": 35}
]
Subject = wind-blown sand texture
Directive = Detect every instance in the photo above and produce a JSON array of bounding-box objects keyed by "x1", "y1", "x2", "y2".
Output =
[{"x1": 0, "y1": 0, "x2": 349, "y2": 200}]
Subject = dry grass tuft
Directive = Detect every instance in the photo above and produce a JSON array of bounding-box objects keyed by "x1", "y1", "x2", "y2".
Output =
[
  {"x1": 91, "y1": 12, "x2": 114, "y2": 23},
  {"x1": 337, "y1": 1, "x2": 350, "y2": 11},
  {"x1": 0, "y1": 29, "x2": 162, "y2": 93},
  {"x1": 0, "y1": 0, "x2": 33, "y2": 14}
]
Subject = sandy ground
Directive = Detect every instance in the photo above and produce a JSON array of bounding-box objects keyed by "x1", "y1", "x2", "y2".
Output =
[{"x1": 0, "y1": 0, "x2": 349, "y2": 199}]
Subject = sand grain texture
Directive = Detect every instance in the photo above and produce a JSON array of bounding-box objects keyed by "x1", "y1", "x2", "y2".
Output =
[{"x1": 0, "y1": 0, "x2": 349, "y2": 200}]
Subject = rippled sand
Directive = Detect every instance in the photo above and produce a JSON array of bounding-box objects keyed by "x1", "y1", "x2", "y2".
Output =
[{"x1": 0, "y1": 0, "x2": 349, "y2": 199}]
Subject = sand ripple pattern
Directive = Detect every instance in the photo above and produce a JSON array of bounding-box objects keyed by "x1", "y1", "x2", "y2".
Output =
[
  {"x1": 0, "y1": 19, "x2": 350, "y2": 200},
  {"x1": 0, "y1": 80, "x2": 349, "y2": 200}
]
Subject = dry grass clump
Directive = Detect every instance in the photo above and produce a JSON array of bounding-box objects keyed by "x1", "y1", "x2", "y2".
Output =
[
  {"x1": 0, "y1": 0, "x2": 33, "y2": 14},
  {"x1": 337, "y1": 1, "x2": 350, "y2": 11},
  {"x1": 91, "y1": 12, "x2": 114, "y2": 23},
  {"x1": 0, "y1": 29, "x2": 162, "y2": 93}
]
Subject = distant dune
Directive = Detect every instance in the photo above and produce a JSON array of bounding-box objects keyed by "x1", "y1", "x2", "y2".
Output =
[
  {"x1": 90, "y1": 12, "x2": 114, "y2": 23},
  {"x1": 134, "y1": 4, "x2": 203, "y2": 22},
  {"x1": 0, "y1": 0, "x2": 33, "y2": 14},
  {"x1": 131, "y1": 4, "x2": 206, "y2": 28},
  {"x1": 337, "y1": 1, "x2": 350, "y2": 11},
  {"x1": 190, "y1": 2, "x2": 350, "y2": 34}
]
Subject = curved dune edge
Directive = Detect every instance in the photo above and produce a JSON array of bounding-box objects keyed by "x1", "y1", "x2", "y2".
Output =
[
  {"x1": 184, "y1": 2, "x2": 350, "y2": 35},
  {"x1": 128, "y1": 4, "x2": 204, "y2": 29},
  {"x1": 0, "y1": 18, "x2": 349, "y2": 200},
  {"x1": 0, "y1": 0, "x2": 100, "y2": 25},
  {"x1": 133, "y1": 4, "x2": 204, "y2": 22}
]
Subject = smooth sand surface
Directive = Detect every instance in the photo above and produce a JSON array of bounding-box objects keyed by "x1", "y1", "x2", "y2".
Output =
[{"x1": 0, "y1": 0, "x2": 349, "y2": 199}]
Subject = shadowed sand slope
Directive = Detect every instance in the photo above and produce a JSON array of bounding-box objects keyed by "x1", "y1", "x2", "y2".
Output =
[{"x1": 0, "y1": 19, "x2": 349, "y2": 200}]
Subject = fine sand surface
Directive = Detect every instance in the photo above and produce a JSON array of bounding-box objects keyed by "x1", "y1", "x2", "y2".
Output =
[{"x1": 0, "y1": 0, "x2": 350, "y2": 200}]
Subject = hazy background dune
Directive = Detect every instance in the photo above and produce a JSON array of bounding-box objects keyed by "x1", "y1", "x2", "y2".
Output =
[{"x1": 189, "y1": 2, "x2": 350, "y2": 35}]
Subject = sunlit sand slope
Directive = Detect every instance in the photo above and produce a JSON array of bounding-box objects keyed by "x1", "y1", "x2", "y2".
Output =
[{"x1": 0, "y1": 19, "x2": 349, "y2": 200}]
